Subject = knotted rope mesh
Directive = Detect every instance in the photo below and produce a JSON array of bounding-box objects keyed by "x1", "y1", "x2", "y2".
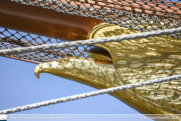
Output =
[
  {"x1": 2, "y1": 0, "x2": 181, "y2": 61},
  {"x1": 0, "y1": 29, "x2": 93, "y2": 62},
  {"x1": 1, "y1": 0, "x2": 181, "y2": 114},
  {"x1": 10, "y1": 0, "x2": 181, "y2": 35}
]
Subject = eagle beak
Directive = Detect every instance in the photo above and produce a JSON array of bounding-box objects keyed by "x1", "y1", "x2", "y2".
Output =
[{"x1": 34, "y1": 64, "x2": 40, "y2": 79}]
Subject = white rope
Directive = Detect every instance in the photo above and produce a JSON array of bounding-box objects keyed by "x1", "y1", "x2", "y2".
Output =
[
  {"x1": 0, "y1": 27, "x2": 181, "y2": 56},
  {"x1": 0, "y1": 74, "x2": 181, "y2": 114}
]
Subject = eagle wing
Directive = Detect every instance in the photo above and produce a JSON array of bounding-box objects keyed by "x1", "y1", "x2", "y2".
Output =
[{"x1": 95, "y1": 27, "x2": 181, "y2": 112}]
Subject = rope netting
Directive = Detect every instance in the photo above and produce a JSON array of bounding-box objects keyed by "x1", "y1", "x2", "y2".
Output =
[
  {"x1": 10, "y1": 0, "x2": 181, "y2": 35},
  {"x1": 1, "y1": 0, "x2": 181, "y2": 115}
]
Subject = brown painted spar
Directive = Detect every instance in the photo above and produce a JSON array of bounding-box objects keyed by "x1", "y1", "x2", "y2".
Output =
[
  {"x1": 0, "y1": 0, "x2": 103, "y2": 41},
  {"x1": 0, "y1": 0, "x2": 181, "y2": 42},
  {"x1": 0, "y1": 0, "x2": 103, "y2": 63}
]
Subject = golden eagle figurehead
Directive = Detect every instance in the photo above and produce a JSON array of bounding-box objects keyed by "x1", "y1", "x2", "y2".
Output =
[{"x1": 34, "y1": 23, "x2": 181, "y2": 119}]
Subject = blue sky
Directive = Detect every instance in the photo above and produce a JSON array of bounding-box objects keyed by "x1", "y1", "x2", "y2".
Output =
[
  {"x1": 0, "y1": 56, "x2": 141, "y2": 114},
  {"x1": 0, "y1": 56, "x2": 154, "y2": 121}
]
